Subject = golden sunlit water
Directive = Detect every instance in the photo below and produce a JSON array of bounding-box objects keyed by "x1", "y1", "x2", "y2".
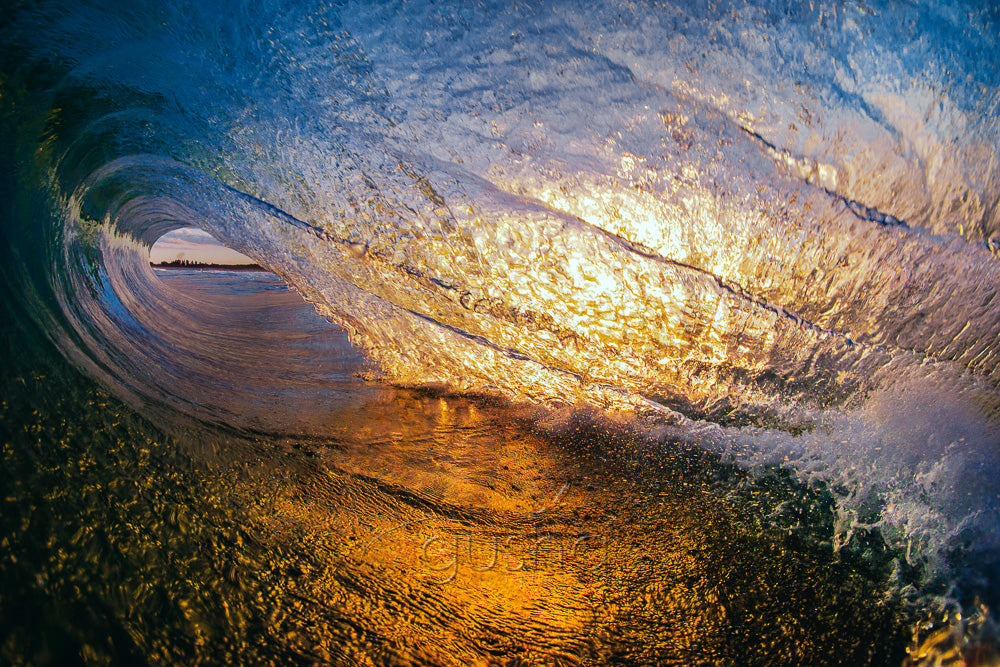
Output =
[{"x1": 0, "y1": 366, "x2": 909, "y2": 665}]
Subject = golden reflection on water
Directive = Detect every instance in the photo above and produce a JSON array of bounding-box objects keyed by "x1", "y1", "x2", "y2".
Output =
[
  {"x1": 0, "y1": 356, "x2": 910, "y2": 665},
  {"x1": 218, "y1": 389, "x2": 906, "y2": 665}
]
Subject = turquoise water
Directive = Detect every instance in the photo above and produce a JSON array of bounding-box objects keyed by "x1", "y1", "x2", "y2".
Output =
[{"x1": 2, "y1": 1, "x2": 1000, "y2": 663}]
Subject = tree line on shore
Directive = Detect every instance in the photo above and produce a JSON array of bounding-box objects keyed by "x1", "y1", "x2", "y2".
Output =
[{"x1": 152, "y1": 259, "x2": 264, "y2": 270}]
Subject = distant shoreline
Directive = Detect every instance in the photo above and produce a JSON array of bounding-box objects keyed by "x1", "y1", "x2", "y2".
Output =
[{"x1": 151, "y1": 262, "x2": 267, "y2": 272}]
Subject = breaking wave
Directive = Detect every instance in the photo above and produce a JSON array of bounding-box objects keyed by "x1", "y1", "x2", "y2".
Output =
[{"x1": 3, "y1": 0, "x2": 999, "y2": 656}]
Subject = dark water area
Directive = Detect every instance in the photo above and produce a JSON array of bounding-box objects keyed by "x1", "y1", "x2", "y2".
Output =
[{"x1": 0, "y1": 272, "x2": 914, "y2": 665}]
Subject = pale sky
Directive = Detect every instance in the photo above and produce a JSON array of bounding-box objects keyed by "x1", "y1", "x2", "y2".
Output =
[{"x1": 149, "y1": 228, "x2": 256, "y2": 264}]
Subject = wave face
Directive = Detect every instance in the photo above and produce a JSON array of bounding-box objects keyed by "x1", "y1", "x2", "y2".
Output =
[{"x1": 2, "y1": 0, "x2": 1000, "y2": 655}]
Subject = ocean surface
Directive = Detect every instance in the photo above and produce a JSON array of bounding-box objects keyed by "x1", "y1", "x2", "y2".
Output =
[{"x1": 2, "y1": 1, "x2": 999, "y2": 664}]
